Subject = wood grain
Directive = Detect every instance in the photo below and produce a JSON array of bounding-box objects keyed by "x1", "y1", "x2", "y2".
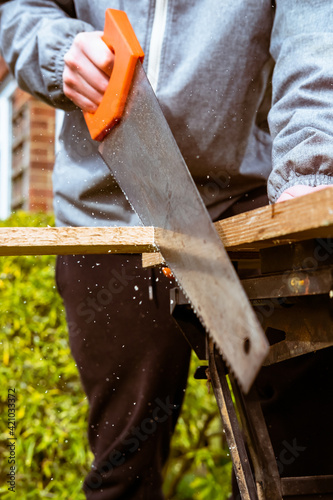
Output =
[
  {"x1": 215, "y1": 186, "x2": 333, "y2": 252},
  {"x1": 0, "y1": 226, "x2": 156, "y2": 256}
]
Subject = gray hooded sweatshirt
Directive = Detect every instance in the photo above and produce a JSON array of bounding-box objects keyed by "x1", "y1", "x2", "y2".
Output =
[{"x1": 0, "y1": 0, "x2": 332, "y2": 227}]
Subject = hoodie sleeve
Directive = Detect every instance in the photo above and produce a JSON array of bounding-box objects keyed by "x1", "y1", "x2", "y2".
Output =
[
  {"x1": 0, "y1": 0, "x2": 94, "y2": 110},
  {"x1": 267, "y1": 0, "x2": 333, "y2": 203}
]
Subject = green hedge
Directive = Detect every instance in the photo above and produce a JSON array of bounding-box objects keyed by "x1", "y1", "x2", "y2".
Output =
[{"x1": 0, "y1": 212, "x2": 231, "y2": 499}]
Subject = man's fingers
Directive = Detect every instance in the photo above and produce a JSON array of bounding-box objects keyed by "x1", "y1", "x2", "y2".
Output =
[
  {"x1": 63, "y1": 51, "x2": 110, "y2": 97},
  {"x1": 72, "y1": 31, "x2": 114, "y2": 76},
  {"x1": 63, "y1": 31, "x2": 114, "y2": 111},
  {"x1": 276, "y1": 185, "x2": 329, "y2": 203},
  {"x1": 276, "y1": 192, "x2": 293, "y2": 202},
  {"x1": 64, "y1": 91, "x2": 99, "y2": 114},
  {"x1": 63, "y1": 68, "x2": 105, "y2": 113},
  {"x1": 79, "y1": 31, "x2": 114, "y2": 76}
]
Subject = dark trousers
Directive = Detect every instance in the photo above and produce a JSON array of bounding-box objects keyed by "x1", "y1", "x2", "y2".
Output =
[{"x1": 56, "y1": 254, "x2": 191, "y2": 499}]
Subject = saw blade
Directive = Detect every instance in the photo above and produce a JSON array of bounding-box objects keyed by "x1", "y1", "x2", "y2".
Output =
[{"x1": 99, "y1": 63, "x2": 269, "y2": 392}]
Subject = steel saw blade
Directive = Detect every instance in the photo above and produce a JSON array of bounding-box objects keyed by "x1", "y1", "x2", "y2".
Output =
[{"x1": 98, "y1": 62, "x2": 269, "y2": 392}]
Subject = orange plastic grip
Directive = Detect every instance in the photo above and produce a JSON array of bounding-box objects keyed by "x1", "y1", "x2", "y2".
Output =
[{"x1": 84, "y1": 9, "x2": 145, "y2": 141}]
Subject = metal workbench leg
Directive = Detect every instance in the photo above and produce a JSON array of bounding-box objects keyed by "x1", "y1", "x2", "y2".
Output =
[
  {"x1": 208, "y1": 338, "x2": 259, "y2": 500},
  {"x1": 230, "y1": 376, "x2": 283, "y2": 500}
]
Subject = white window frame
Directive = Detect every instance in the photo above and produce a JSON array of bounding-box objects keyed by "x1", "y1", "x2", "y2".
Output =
[
  {"x1": 0, "y1": 77, "x2": 17, "y2": 219},
  {"x1": 55, "y1": 109, "x2": 64, "y2": 154}
]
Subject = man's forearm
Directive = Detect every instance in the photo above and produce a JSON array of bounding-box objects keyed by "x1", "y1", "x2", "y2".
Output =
[{"x1": 268, "y1": 0, "x2": 333, "y2": 203}]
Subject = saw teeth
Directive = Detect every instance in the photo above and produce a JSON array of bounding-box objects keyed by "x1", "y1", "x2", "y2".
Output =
[
  {"x1": 133, "y1": 246, "x2": 244, "y2": 391},
  {"x1": 207, "y1": 331, "x2": 246, "y2": 393},
  {"x1": 168, "y1": 264, "x2": 246, "y2": 393}
]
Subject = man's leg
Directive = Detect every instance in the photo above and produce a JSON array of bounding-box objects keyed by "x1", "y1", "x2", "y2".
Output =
[{"x1": 56, "y1": 253, "x2": 191, "y2": 500}]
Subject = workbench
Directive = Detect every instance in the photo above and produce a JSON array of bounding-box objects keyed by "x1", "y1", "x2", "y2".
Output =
[
  {"x1": 165, "y1": 188, "x2": 333, "y2": 500},
  {"x1": 1, "y1": 187, "x2": 333, "y2": 499}
]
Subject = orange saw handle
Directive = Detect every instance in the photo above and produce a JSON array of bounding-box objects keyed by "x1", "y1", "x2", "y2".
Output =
[{"x1": 84, "y1": 9, "x2": 145, "y2": 141}]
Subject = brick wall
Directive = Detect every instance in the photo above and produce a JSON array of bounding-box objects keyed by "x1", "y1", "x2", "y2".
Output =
[
  {"x1": 0, "y1": 55, "x2": 8, "y2": 82},
  {"x1": 27, "y1": 97, "x2": 55, "y2": 212},
  {"x1": 0, "y1": 53, "x2": 56, "y2": 214}
]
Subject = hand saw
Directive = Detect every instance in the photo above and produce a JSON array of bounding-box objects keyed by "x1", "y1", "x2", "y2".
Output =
[{"x1": 84, "y1": 9, "x2": 269, "y2": 393}]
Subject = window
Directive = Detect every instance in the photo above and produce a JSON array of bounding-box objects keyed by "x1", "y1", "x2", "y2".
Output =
[
  {"x1": 55, "y1": 109, "x2": 64, "y2": 154},
  {"x1": 0, "y1": 76, "x2": 16, "y2": 219}
]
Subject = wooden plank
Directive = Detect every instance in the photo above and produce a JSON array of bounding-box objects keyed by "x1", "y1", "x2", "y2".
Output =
[
  {"x1": 142, "y1": 187, "x2": 333, "y2": 267},
  {"x1": 142, "y1": 251, "x2": 166, "y2": 268},
  {"x1": 0, "y1": 226, "x2": 156, "y2": 256},
  {"x1": 215, "y1": 187, "x2": 333, "y2": 252},
  {"x1": 1, "y1": 187, "x2": 332, "y2": 259}
]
